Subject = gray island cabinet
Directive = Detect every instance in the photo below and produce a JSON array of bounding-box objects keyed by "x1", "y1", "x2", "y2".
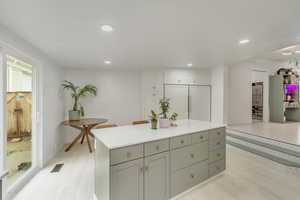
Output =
[{"x1": 93, "y1": 120, "x2": 226, "y2": 200}]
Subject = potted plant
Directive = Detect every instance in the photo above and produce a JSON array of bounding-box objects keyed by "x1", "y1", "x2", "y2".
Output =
[
  {"x1": 159, "y1": 98, "x2": 171, "y2": 128},
  {"x1": 62, "y1": 80, "x2": 97, "y2": 121},
  {"x1": 169, "y1": 112, "x2": 178, "y2": 127},
  {"x1": 149, "y1": 110, "x2": 158, "y2": 129}
]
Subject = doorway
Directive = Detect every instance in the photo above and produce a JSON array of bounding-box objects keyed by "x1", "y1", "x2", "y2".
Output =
[
  {"x1": 0, "y1": 49, "x2": 41, "y2": 199},
  {"x1": 252, "y1": 82, "x2": 263, "y2": 121},
  {"x1": 6, "y1": 55, "x2": 33, "y2": 186},
  {"x1": 251, "y1": 70, "x2": 268, "y2": 122}
]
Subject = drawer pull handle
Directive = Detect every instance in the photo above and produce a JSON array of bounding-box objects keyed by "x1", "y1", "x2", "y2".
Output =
[
  {"x1": 139, "y1": 167, "x2": 144, "y2": 173},
  {"x1": 200, "y1": 136, "x2": 204, "y2": 139},
  {"x1": 190, "y1": 154, "x2": 195, "y2": 158},
  {"x1": 127, "y1": 152, "x2": 132, "y2": 158},
  {"x1": 180, "y1": 140, "x2": 185, "y2": 144},
  {"x1": 217, "y1": 132, "x2": 221, "y2": 135},
  {"x1": 217, "y1": 153, "x2": 221, "y2": 157},
  {"x1": 190, "y1": 174, "x2": 194, "y2": 179},
  {"x1": 144, "y1": 166, "x2": 149, "y2": 171},
  {"x1": 156, "y1": 145, "x2": 160, "y2": 151},
  {"x1": 216, "y1": 142, "x2": 221, "y2": 145}
]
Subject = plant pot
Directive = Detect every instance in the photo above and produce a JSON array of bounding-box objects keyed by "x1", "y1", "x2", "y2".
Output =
[
  {"x1": 170, "y1": 120, "x2": 178, "y2": 127},
  {"x1": 159, "y1": 118, "x2": 170, "y2": 128},
  {"x1": 151, "y1": 120, "x2": 158, "y2": 129},
  {"x1": 69, "y1": 110, "x2": 81, "y2": 121}
]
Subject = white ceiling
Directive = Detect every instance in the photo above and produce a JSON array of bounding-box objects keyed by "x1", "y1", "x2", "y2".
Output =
[
  {"x1": 258, "y1": 44, "x2": 300, "y2": 63},
  {"x1": 1, "y1": 0, "x2": 300, "y2": 69}
]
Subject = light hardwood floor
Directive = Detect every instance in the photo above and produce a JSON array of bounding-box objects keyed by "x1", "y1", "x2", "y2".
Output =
[{"x1": 13, "y1": 143, "x2": 300, "y2": 200}]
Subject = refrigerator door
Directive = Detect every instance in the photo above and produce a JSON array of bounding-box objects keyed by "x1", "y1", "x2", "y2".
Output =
[
  {"x1": 189, "y1": 85, "x2": 211, "y2": 121},
  {"x1": 164, "y1": 85, "x2": 188, "y2": 119}
]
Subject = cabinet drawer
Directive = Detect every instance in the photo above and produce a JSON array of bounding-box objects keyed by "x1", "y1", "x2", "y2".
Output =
[
  {"x1": 209, "y1": 137, "x2": 225, "y2": 150},
  {"x1": 171, "y1": 135, "x2": 191, "y2": 149},
  {"x1": 110, "y1": 144, "x2": 144, "y2": 165},
  {"x1": 171, "y1": 142, "x2": 208, "y2": 171},
  {"x1": 191, "y1": 131, "x2": 208, "y2": 144},
  {"x1": 209, "y1": 159, "x2": 225, "y2": 177},
  {"x1": 209, "y1": 128, "x2": 225, "y2": 141},
  {"x1": 171, "y1": 161, "x2": 208, "y2": 197},
  {"x1": 145, "y1": 139, "x2": 169, "y2": 156},
  {"x1": 209, "y1": 148, "x2": 225, "y2": 163}
]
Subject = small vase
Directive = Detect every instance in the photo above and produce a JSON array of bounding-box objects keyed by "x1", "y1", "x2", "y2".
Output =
[
  {"x1": 69, "y1": 110, "x2": 81, "y2": 121},
  {"x1": 159, "y1": 118, "x2": 170, "y2": 128},
  {"x1": 151, "y1": 120, "x2": 158, "y2": 129}
]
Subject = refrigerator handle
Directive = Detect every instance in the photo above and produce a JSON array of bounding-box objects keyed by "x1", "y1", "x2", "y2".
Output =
[{"x1": 188, "y1": 95, "x2": 191, "y2": 114}]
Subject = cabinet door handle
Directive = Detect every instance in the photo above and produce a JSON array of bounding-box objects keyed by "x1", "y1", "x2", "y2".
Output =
[
  {"x1": 216, "y1": 142, "x2": 221, "y2": 145},
  {"x1": 127, "y1": 152, "x2": 132, "y2": 158},
  {"x1": 217, "y1": 153, "x2": 221, "y2": 157},
  {"x1": 217, "y1": 132, "x2": 221, "y2": 135},
  {"x1": 200, "y1": 136, "x2": 204, "y2": 139},
  {"x1": 144, "y1": 166, "x2": 149, "y2": 171},
  {"x1": 156, "y1": 145, "x2": 160, "y2": 151},
  {"x1": 190, "y1": 174, "x2": 194, "y2": 179},
  {"x1": 190, "y1": 153, "x2": 195, "y2": 158},
  {"x1": 180, "y1": 140, "x2": 185, "y2": 144}
]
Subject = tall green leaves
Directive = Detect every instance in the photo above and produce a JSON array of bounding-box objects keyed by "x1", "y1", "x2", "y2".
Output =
[{"x1": 62, "y1": 80, "x2": 97, "y2": 116}]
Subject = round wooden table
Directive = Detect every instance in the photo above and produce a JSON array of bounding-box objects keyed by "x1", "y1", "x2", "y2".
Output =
[{"x1": 62, "y1": 118, "x2": 107, "y2": 153}]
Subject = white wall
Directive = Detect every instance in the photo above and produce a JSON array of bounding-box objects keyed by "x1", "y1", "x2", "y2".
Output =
[
  {"x1": 211, "y1": 66, "x2": 228, "y2": 124},
  {"x1": 63, "y1": 68, "x2": 213, "y2": 134},
  {"x1": 63, "y1": 69, "x2": 142, "y2": 142},
  {"x1": 141, "y1": 70, "x2": 165, "y2": 119},
  {"x1": 228, "y1": 60, "x2": 279, "y2": 125},
  {"x1": 42, "y1": 65, "x2": 65, "y2": 164}
]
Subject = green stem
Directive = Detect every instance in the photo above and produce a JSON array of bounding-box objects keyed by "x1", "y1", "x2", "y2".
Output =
[{"x1": 73, "y1": 96, "x2": 78, "y2": 111}]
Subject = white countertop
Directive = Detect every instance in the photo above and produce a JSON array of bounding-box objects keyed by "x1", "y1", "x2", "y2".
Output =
[{"x1": 93, "y1": 120, "x2": 225, "y2": 149}]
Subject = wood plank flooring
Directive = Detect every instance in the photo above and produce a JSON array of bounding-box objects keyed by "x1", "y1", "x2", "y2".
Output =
[{"x1": 13, "y1": 143, "x2": 300, "y2": 200}]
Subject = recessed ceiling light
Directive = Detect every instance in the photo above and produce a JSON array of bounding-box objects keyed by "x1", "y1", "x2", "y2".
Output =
[
  {"x1": 104, "y1": 60, "x2": 112, "y2": 64},
  {"x1": 187, "y1": 63, "x2": 193, "y2": 67},
  {"x1": 101, "y1": 25, "x2": 114, "y2": 32},
  {"x1": 282, "y1": 51, "x2": 293, "y2": 56},
  {"x1": 239, "y1": 39, "x2": 250, "y2": 44}
]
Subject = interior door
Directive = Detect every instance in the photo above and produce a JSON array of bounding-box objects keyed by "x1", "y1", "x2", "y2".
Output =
[
  {"x1": 164, "y1": 85, "x2": 188, "y2": 119},
  {"x1": 189, "y1": 86, "x2": 211, "y2": 121}
]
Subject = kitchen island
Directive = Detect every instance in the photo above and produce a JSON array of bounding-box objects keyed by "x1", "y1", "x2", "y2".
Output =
[{"x1": 93, "y1": 120, "x2": 226, "y2": 200}]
